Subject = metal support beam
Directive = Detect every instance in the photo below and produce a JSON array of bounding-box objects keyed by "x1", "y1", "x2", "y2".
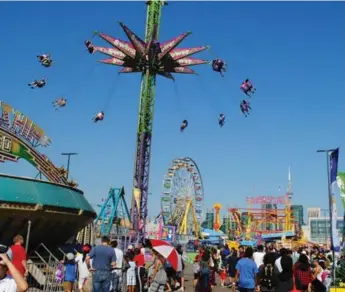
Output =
[{"x1": 131, "y1": 0, "x2": 163, "y2": 243}]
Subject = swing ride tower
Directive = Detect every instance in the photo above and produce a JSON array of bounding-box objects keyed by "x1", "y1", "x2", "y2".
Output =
[{"x1": 90, "y1": 0, "x2": 210, "y2": 242}]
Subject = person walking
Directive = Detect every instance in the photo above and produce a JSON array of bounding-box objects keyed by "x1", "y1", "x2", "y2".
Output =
[
  {"x1": 275, "y1": 248, "x2": 293, "y2": 292},
  {"x1": 9, "y1": 235, "x2": 27, "y2": 278},
  {"x1": 111, "y1": 240, "x2": 123, "y2": 292},
  {"x1": 234, "y1": 247, "x2": 259, "y2": 292},
  {"x1": 87, "y1": 236, "x2": 116, "y2": 292}
]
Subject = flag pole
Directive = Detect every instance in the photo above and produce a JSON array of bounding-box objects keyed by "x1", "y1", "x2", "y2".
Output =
[{"x1": 317, "y1": 149, "x2": 337, "y2": 284}]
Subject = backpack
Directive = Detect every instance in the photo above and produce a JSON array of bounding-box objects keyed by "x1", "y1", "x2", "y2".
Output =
[{"x1": 260, "y1": 264, "x2": 275, "y2": 290}]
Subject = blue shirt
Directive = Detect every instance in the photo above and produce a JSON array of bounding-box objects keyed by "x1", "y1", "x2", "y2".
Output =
[
  {"x1": 89, "y1": 245, "x2": 116, "y2": 270},
  {"x1": 235, "y1": 258, "x2": 258, "y2": 289},
  {"x1": 64, "y1": 263, "x2": 76, "y2": 282},
  {"x1": 221, "y1": 249, "x2": 230, "y2": 260}
]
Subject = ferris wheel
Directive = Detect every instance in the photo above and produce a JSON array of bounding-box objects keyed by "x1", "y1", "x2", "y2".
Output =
[{"x1": 161, "y1": 157, "x2": 204, "y2": 226}]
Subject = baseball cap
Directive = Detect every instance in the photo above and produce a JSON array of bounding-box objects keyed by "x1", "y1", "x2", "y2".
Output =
[
  {"x1": 0, "y1": 245, "x2": 12, "y2": 265},
  {"x1": 66, "y1": 253, "x2": 75, "y2": 261}
]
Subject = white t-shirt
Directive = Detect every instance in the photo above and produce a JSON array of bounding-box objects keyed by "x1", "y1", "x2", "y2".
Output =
[
  {"x1": 114, "y1": 248, "x2": 124, "y2": 269},
  {"x1": 275, "y1": 257, "x2": 282, "y2": 273},
  {"x1": 75, "y1": 254, "x2": 89, "y2": 279},
  {"x1": 0, "y1": 276, "x2": 17, "y2": 292},
  {"x1": 253, "y1": 252, "x2": 265, "y2": 268},
  {"x1": 177, "y1": 254, "x2": 183, "y2": 272}
]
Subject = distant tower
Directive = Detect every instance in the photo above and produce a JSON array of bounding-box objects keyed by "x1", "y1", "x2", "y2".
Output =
[
  {"x1": 284, "y1": 166, "x2": 294, "y2": 233},
  {"x1": 287, "y1": 165, "x2": 293, "y2": 202}
]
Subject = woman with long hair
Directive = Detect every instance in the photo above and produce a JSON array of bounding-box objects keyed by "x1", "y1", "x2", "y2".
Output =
[
  {"x1": 294, "y1": 254, "x2": 312, "y2": 292},
  {"x1": 75, "y1": 245, "x2": 91, "y2": 292},
  {"x1": 195, "y1": 248, "x2": 212, "y2": 292}
]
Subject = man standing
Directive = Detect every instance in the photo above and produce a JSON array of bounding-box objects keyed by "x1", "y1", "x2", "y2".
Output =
[
  {"x1": 87, "y1": 236, "x2": 116, "y2": 292},
  {"x1": 10, "y1": 235, "x2": 27, "y2": 278},
  {"x1": 253, "y1": 245, "x2": 265, "y2": 268},
  {"x1": 274, "y1": 248, "x2": 293, "y2": 292},
  {"x1": 111, "y1": 240, "x2": 123, "y2": 292},
  {"x1": 234, "y1": 247, "x2": 259, "y2": 292}
]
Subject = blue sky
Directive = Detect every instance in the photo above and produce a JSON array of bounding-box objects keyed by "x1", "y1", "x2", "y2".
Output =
[{"x1": 0, "y1": 1, "x2": 344, "y2": 218}]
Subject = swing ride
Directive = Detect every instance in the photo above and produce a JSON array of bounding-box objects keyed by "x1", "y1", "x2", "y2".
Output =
[
  {"x1": 88, "y1": 0, "x2": 212, "y2": 242},
  {"x1": 19, "y1": 0, "x2": 259, "y2": 245}
]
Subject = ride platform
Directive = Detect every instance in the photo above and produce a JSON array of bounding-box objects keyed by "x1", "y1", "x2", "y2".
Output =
[{"x1": 0, "y1": 174, "x2": 96, "y2": 251}]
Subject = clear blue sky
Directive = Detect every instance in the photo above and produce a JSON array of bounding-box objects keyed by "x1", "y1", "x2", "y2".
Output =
[{"x1": 1, "y1": 1, "x2": 345, "y2": 218}]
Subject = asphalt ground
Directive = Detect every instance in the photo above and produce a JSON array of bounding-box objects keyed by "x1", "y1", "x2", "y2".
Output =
[{"x1": 83, "y1": 262, "x2": 227, "y2": 292}]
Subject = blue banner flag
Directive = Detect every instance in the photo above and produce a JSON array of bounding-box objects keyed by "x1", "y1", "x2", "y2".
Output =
[
  {"x1": 330, "y1": 148, "x2": 339, "y2": 187},
  {"x1": 329, "y1": 148, "x2": 340, "y2": 251}
]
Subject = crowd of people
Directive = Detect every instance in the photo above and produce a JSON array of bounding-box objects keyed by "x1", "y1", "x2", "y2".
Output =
[
  {"x1": 191, "y1": 243, "x2": 333, "y2": 292},
  {"x1": 59, "y1": 236, "x2": 186, "y2": 292},
  {"x1": 0, "y1": 234, "x2": 339, "y2": 292},
  {"x1": 0, "y1": 234, "x2": 187, "y2": 292}
]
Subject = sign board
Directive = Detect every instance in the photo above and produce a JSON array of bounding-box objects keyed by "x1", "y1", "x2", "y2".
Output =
[
  {"x1": 246, "y1": 195, "x2": 287, "y2": 205},
  {"x1": 0, "y1": 101, "x2": 67, "y2": 185},
  {"x1": 160, "y1": 225, "x2": 176, "y2": 243},
  {"x1": 0, "y1": 101, "x2": 51, "y2": 148}
]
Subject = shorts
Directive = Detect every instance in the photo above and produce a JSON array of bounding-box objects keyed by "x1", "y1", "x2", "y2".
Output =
[
  {"x1": 78, "y1": 277, "x2": 87, "y2": 289},
  {"x1": 228, "y1": 270, "x2": 236, "y2": 278},
  {"x1": 194, "y1": 273, "x2": 199, "y2": 280},
  {"x1": 176, "y1": 271, "x2": 184, "y2": 278},
  {"x1": 64, "y1": 281, "x2": 74, "y2": 291}
]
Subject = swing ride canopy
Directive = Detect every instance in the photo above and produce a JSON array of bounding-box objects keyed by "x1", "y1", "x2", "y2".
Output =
[{"x1": 93, "y1": 23, "x2": 210, "y2": 80}]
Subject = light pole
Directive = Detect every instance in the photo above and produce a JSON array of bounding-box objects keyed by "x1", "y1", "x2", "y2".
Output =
[
  {"x1": 61, "y1": 152, "x2": 78, "y2": 180},
  {"x1": 317, "y1": 148, "x2": 338, "y2": 282}
]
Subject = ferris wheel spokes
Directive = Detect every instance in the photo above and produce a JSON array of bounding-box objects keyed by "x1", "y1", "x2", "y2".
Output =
[{"x1": 160, "y1": 157, "x2": 204, "y2": 235}]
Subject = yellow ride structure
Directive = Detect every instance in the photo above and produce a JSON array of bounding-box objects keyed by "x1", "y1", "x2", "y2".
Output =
[
  {"x1": 228, "y1": 195, "x2": 296, "y2": 240},
  {"x1": 167, "y1": 197, "x2": 203, "y2": 239},
  {"x1": 213, "y1": 203, "x2": 222, "y2": 231}
]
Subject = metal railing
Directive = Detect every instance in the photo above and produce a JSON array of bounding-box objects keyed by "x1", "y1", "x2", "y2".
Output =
[
  {"x1": 27, "y1": 242, "x2": 92, "y2": 291},
  {"x1": 27, "y1": 261, "x2": 64, "y2": 292}
]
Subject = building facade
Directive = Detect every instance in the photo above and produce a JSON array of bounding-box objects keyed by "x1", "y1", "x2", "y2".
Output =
[
  {"x1": 308, "y1": 216, "x2": 344, "y2": 244},
  {"x1": 202, "y1": 211, "x2": 214, "y2": 229},
  {"x1": 291, "y1": 205, "x2": 304, "y2": 226},
  {"x1": 307, "y1": 208, "x2": 321, "y2": 221}
]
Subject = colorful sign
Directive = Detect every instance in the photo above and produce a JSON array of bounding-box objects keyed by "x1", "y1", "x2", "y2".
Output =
[
  {"x1": 246, "y1": 195, "x2": 287, "y2": 205},
  {"x1": 0, "y1": 128, "x2": 66, "y2": 184},
  {"x1": 0, "y1": 101, "x2": 51, "y2": 148},
  {"x1": 0, "y1": 130, "x2": 30, "y2": 163},
  {"x1": 161, "y1": 225, "x2": 175, "y2": 242},
  {"x1": 0, "y1": 101, "x2": 67, "y2": 185}
]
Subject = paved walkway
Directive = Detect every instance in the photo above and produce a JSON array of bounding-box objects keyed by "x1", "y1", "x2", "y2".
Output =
[
  {"x1": 182, "y1": 263, "x2": 225, "y2": 292},
  {"x1": 83, "y1": 263, "x2": 225, "y2": 292}
]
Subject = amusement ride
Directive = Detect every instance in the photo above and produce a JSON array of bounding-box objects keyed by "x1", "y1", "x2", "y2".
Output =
[
  {"x1": 87, "y1": 0, "x2": 217, "y2": 242},
  {"x1": 161, "y1": 157, "x2": 204, "y2": 239},
  {"x1": 0, "y1": 0, "x2": 260, "y2": 247},
  {"x1": 94, "y1": 187, "x2": 131, "y2": 237}
]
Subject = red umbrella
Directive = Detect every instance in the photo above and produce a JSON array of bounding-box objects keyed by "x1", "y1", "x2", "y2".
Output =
[{"x1": 149, "y1": 239, "x2": 179, "y2": 270}]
